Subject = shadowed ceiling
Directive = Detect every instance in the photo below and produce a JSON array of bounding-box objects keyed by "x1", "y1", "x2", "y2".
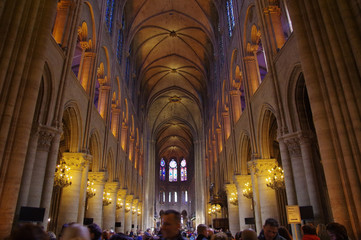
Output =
[{"x1": 125, "y1": 0, "x2": 219, "y2": 161}]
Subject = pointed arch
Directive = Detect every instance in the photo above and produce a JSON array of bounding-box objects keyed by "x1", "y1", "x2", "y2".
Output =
[
  {"x1": 63, "y1": 101, "x2": 82, "y2": 152},
  {"x1": 258, "y1": 104, "x2": 278, "y2": 159},
  {"x1": 89, "y1": 129, "x2": 101, "y2": 172}
]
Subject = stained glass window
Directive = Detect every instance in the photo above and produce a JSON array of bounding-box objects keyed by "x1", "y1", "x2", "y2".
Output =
[
  {"x1": 169, "y1": 159, "x2": 177, "y2": 182},
  {"x1": 160, "y1": 158, "x2": 166, "y2": 181},
  {"x1": 181, "y1": 158, "x2": 187, "y2": 181},
  {"x1": 226, "y1": 0, "x2": 235, "y2": 37},
  {"x1": 169, "y1": 192, "x2": 171, "y2": 202},
  {"x1": 105, "y1": 0, "x2": 115, "y2": 34},
  {"x1": 174, "y1": 192, "x2": 177, "y2": 202},
  {"x1": 185, "y1": 190, "x2": 188, "y2": 202}
]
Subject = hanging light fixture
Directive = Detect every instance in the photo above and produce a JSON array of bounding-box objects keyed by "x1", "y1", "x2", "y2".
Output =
[
  {"x1": 103, "y1": 192, "x2": 112, "y2": 206},
  {"x1": 229, "y1": 192, "x2": 238, "y2": 205},
  {"x1": 116, "y1": 198, "x2": 123, "y2": 209},
  {"x1": 266, "y1": 166, "x2": 285, "y2": 190},
  {"x1": 125, "y1": 203, "x2": 131, "y2": 212},
  {"x1": 86, "y1": 180, "x2": 96, "y2": 199},
  {"x1": 242, "y1": 182, "x2": 253, "y2": 199},
  {"x1": 137, "y1": 208, "x2": 141, "y2": 216},
  {"x1": 54, "y1": 161, "x2": 72, "y2": 188}
]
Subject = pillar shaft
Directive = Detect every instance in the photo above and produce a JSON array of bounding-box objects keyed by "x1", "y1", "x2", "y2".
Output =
[
  {"x1": 244, "y1": 56, "x2": 260, "y2": 95},
  {"x1": 86, "y1": 171, "x2": 107, "y2": 226},
  {"x1": 103, "y1": 182, "x2": 119, "y2": 231},
  {"x1": 225, "y1": 184, "x2": 240, "y2": 235},
  {"x1": 78, "y1": 52, "x2": 96, "y2": 93},
  {"x1": 234, "y1": 175, "x2": 254, "y2": 230},
  {"x1": 124, "y1": 195, "x2": 133, "y2": 234}
]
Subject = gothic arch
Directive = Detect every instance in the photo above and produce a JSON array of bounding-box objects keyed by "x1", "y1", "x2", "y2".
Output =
[
  {"x1": 106, "y1": 149, "x2": 116, "y2": 181},
  {"x1": 63, "y1": 101, "x2": 82, "y2": 152},
  {"x1": 258, "y1": 105, "x2": 278, "y2": 159},
  {"x1": 89, "y1": 129, "x2": 101, "y2": 172},
  {"x1": 238, "y1": 132, "x2": 252, "y2": 174}
]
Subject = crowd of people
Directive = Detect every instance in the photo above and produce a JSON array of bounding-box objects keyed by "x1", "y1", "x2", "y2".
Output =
[{"x1": 7, "y1": 210, "x2": 350, "y2": 240}]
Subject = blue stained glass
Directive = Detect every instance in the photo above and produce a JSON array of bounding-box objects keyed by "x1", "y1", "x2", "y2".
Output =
[
  {"x1": 226, "y1": 0, "x2": 235, "y2": 37},
  {"x1": 117, "y1": 29, "x2": 124, "y2": 63},
  {"x1": 106, "y1": 0, "x2": 115, "y2": 34}
]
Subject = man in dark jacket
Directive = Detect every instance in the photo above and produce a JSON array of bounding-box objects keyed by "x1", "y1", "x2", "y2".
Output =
[
  {"x1": 196, "y1": 224, "x2": 208, "y2": 240},
  {"x1": 161, "y1": 210, "x2": 186, "y2": 240},
  {"x1": 258, "y1": 218, "x2": 286, "y2": 240}
]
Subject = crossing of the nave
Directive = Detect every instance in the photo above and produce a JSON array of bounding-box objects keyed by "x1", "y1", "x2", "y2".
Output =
[{"x1": 0, "y1": 0, "x2": 360, "y2": 239}]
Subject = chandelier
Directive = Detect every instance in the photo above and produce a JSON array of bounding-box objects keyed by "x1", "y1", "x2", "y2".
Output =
[
  {"x1": 103, "y1": 192, "x2": 112, "y2": 206},
  {"x1": 116, "y1": 198, "x2": 123, "y2": 209},
  {"x1": 137, "y1": 208, "x2": 141, "y2": 216},
  {"x1": 266, "y1": 166, "x2": 285, "y2": 190},
  {"x1": 229, "y1": 192, "x2": 238, "y2": 205},
  {"x1": 208, "y1": 204, "x2": 221, "y2": 215},
  {"x1": 54, "y1": 161, "x2": 72, "y2": 188},
  {"x1": 242, "y1": 182, "x2": 253, "y2": 199},
  {"x1": 132, "y1": 206, "x2": 137, "y2": 214},
  {"x1": 125, "y1": 203, "x2": 131, "y2": 212},
  {"x1": 86, "y1": 180, "x2": 96, "y2": 199}
]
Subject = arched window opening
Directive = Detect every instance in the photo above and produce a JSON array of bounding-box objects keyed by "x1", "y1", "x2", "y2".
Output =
[
  {"x1": 257, "y1": 41, "x2": 268, "y2": 81},
  {"x1": 185, "y1": 191, "x2": 188, "y2": 203},
  {"x1": 117, "y1": 15, "x2": 125, "y2": 64},
  {"x1": 160, "y1": 158, "x2": 166, "y2": 181},
  {"x1": 169, "y1": 159, "x2": 177, "y2": 182},
  {"x1": 169, "y1": 192, "x2": 172, "y2": 202},
  {"x1": 280, "y1": 0, "x2": 293, "y2": 39},
  {"x1": 226, "y1": 0, "x2": 235, "y2": 37},
  {"x1": 105, "y1": 0, "x2": 115, "y2": 34},
  {"x1": 174, "y1": 192, "x2": 177, "y2": 203},
  {"x1": 180, "y1": 158, "x2": 187, "y2": 181}
]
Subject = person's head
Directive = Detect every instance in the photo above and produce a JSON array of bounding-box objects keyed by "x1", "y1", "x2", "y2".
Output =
[
  {"x1": 241, "y1": 229, "x2": 257, "y2": 240},
  {"x1": 302, "y1": 224, "x2": 317, "y2": 235},
  {"x1": 278, "y1": 226, "x2": 292, "y2": 240},
  {"x1": 326, "y1": 223, "x2": 348, "y2": 240},
  {"x1": 197, "y1": 224, "x2": 208, "y2": 237},
  {"x1": 61, "y1": 224, "x2": 91, "y2": 240},
  {"x1": 262, "y1": 218, "x2": 280, "y2": 240},
  {"x1": 161, "y1": 210, "x2": 181, "y2": 239},
  {"x1": 87, "y1": 223, "x2": 102, "y2": 240},
  {"x1": 234, "y1": 231, "x2": 242, "y2": 240},
  {"x1": 10, "y1": 224, "x2": 48, "y2": 240},
  {"x1": 207, "y1": 228, "x2": 214, "y2": 238},
  {"x1": 211, "y1": 232, "x2": 228, "y2": 240}
]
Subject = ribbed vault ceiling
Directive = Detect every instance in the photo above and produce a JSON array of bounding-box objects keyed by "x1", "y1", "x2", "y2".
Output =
[{"x1": 125, "y1": 0, "x2": 218, "y2": 161}]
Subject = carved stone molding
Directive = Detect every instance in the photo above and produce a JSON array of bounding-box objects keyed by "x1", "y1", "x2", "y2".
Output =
[
  {"x1": 62, "y1": 152, "x2": 91, "y2": 170},
  {"x1": 105, "y1": 182, "x2": 119, "y2": 193},
  {"x1": 37, "y1": 130, "x2": 55, "y2": 151},
  {"x1": 126, "y1": 194, "x2": 134, "y2": 203},
  {"x1": 133, "y1": 199, "x2": 139, "y2": 205},
  {"x1": 224, "y1": 183, "x2": 237, "y2": 196},
  {"x1": 248, "y1": 159, "x2": 278, "y2": 176},
  {"x1": 264, "y1": 5, "x2": 281, "y2": 16},
  {"x1": 233, "y1": 174, "x2": 252, "y2": 190},
  {"x1": 88, "y1": 171, "x2": 108, "y2": 184},
  {"x1": 117, "y1": 189, "x2": 127, "y2": 198}
]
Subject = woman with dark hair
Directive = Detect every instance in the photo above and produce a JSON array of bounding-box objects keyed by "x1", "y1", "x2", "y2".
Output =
[
  {"x1": 278, "y1": 226, "x2": 292, "y2": 240},
  {"x1": 301, "y1": 224, "x2": 320, "y2": 240},
  {"x1": 326, "y1": 223, "x2": 349, "y2": 240},
  {"x1": 10, "y1": 224, "x2": 49, "y2": 240}
]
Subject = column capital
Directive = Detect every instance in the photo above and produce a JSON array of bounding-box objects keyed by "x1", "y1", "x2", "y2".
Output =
[
  {"x1": 62, "y1": 152, "x2": 92, "y2": 170},
  {"x1": 105, "y1": 182, "x2": 119, "y2": 193},
  {"x1": 233, "y1": 174, "x2": 252, "y2": 189},
  {"x1": 264, "y1": 5, "x2": 281, "y2": 15},
  {"x1": 126, "y1": 194, "x2": 134, "y2": 203},
  {"x1": 132, "y1": 199, "x2": 139, "y2": 205},
  {"x1": 88, "y1": 171, "x2": 108, "y2": 184},
  {"x1": 224, "y1": 183, "x2": 237, "y2": 196},
  {"x1": 117, "y1": 189, "x2": 127, "y2": 199},
  {"x1": 247, "y1": 159, "x2": 278, "y2": 176}
]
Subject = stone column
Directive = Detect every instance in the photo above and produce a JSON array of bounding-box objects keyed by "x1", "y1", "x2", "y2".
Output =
[
  {"x1": 87, "y1": 171, "x2": 107, "y2": 226},
  {"x1": 248, "y1": 159, "x2": 279, "y2": 230},
  {"x1": 77, "y1": 163, "x2": 90, "y2": 224},
  {"x1": 28, "y1": 128, "x2": 56, "y2": 207},
  {"x1": 116, "y1": 189, "x2": 127, "y2": 233},
  {"x1": 244, "y1": 56, "x2": 260, "y2": 96},
  {"x1": 216, "y1": 128, "x2": 223, "y2": 153},
  {"x1": 78, "y1": 51, "x2": 96, "y2": 94},
  {"x1": 120, "y1": 123, "x2": 128, "y2": 151},
  {"x1": 224, "y1": 184, "x2": 240, "y2": 236},
  {"x1": 229, "y1": 89, "x2": 242, "y2": 124},
  {"x1": 124, "y1": 195, "x2": 134, "y2": 234},
  {"x1": 98, "y1": 84, "x2": 111, "y2": 119},
  {"x1": 132, "y1": 199, "x2": 138, "y2": 232},
  {"x1": 52, "y1": 0, "x2": 74, "y2": 45},
  {"x1": 263, "y1": 5, "x2": 286, "y2": 52},
  {"x1": 234, "y1": 175, "x2": 254, "y2": 230},
  {"x1": 57, "y1": 153, "x2": 89, "y2": 232},
  {"x1": 103, "y1": 182, "x2": 119, "y2": 231},
  {"x1": 111, "y1": 107, "x2": 121, "y2": 138},
  {"x1": 222, "y1": 111, "x2": 231, "y2": 140}
]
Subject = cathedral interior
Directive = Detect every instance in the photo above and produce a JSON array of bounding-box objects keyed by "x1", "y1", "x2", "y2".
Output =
[{"x1": 0, "y1": 0, "x2": 360, "y2": 239}]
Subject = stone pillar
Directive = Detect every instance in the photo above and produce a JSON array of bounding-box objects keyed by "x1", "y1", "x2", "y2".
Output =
[
  {"x1": 234, "y1": 175, "x2": 254, "y2": 230},
  {"x1": 229, "y1": 89, "x2": 242, "y2": 124},
  {"x1": 78, "y1": 51, "x2": 96, "y2": 93},
  {"x1": 244, "y1": 56, "x2": 260, "y2": 96},
  {"x1": 129, "y1": 137, "x2": 135, "y2": 162},
  {"x1": 216, "y1": 128, "x2": 223, "y2": 154},
  {"x1": 57, "y1": 153, "x2": 89, "y2": 232},
  {"x1": 98, "y1": 84, "x2": 111, "y2": 119},
  {"x1": 87, "y1": 171, "x2": 107, "y2": 226},
  {"x1": 111, "y1": 107, "x2": 121, "y2": 138},
  {"x1": 248, "y1": 159, "x2": 279, "y2": 230},
  {"x1": 263, "y1": 5, "x2": 286, "y2": 52},
  {"x1": 120, "y1": 124, "x2": 128, "y2": 151},
  {"x1": 299, "y1": 134, "x2": 324, "y2": 222},
  {"x1": 124, "y1": 195, "x2": 134, "y2": 234},
  {"x1": 132, "y1": 199, "x2": 138, "y2": 232},
  {"x1": 103, "y1": 182, "x2": 119, "y2": 231},
  {"x1": 222, "y1": 111, "x2": 231, "y2": 140},
  {"x1": 224, "y1": 184, "x2": 240, "y2": 236},
  {"x1": 52, "y1": 0, "x2": 74, "y2": 45},
  {"x1": 116, "y1": 189, "x2": 127, "y2": 233},
  {"x1": 77, "y1": 163, "x2": 90, "y2": 224},
  {"x1": 28, "y1": 128, "x2": 56, "y2": 207}
]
